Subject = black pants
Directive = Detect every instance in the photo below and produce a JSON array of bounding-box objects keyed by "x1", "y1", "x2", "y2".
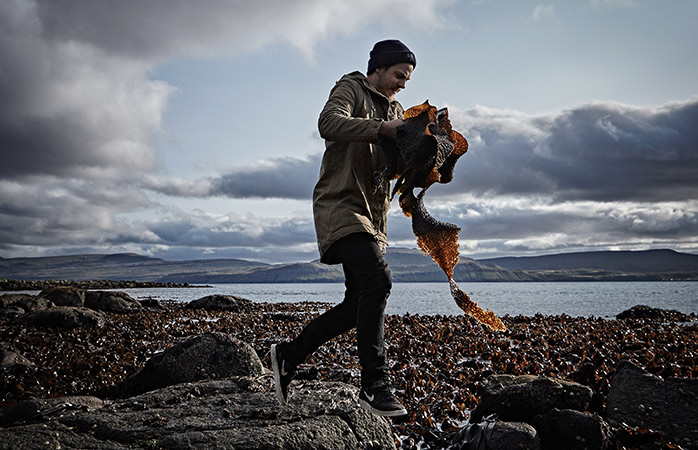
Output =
[{"x1": 284, "y1": 232, "x2": 392, "y2": 387}]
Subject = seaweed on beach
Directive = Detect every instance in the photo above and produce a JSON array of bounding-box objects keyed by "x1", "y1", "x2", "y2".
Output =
[{"x1": 2, "y1": 301, "x2": 696, "y2": 448}]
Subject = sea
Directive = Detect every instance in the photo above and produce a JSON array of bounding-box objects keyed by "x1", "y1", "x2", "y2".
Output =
[{"x1": 16, "y1": 281, "x2": 695, "y2": 319}]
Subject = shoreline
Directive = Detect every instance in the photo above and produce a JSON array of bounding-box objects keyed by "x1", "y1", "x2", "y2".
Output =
[{"x1": 0, "y1": 279, "x2": 210, "y2": 291}]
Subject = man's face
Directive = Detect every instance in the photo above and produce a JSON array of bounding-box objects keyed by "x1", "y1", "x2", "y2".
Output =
[{"x1": 373, "y1": 63, "x2": 413, "y2": 100}]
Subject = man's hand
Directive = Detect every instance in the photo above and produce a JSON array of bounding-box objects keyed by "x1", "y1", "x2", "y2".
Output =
[{"x1": 379, "y1": 119, "x2": 404, "y2": 140}]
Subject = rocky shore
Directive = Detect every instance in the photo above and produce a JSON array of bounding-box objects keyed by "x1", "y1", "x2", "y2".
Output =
[
  {"x1": 1, "y1": 287, "x2": 697, "y2": 449},
  {"x1": 0, "y1": 279, "x2": 201, "y2": 291}
]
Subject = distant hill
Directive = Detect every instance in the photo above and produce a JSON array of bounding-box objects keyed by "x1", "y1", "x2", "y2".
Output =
[
  {"x1": 480, "y1": 249, "x2": 698, "y2": 281},
  {"x1": 481, "y1": 249, "x2": 698, "y2": 272},
  {"x1": 0, "y1": 253, "x2": 269, "y2": 283},
  {"x1": 1, "y1": 248, "x2": 697, "y2": 284}
]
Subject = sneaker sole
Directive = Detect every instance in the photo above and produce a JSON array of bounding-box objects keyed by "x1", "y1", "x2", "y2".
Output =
[
  {"x1": 359, "y1": 399, "x2": 407, "y2": 417},
  {"x1": 270, "y1": 344, "x2": 286, "y2": 405}
]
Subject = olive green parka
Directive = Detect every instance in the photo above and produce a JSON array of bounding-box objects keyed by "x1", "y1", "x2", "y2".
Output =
[{"x1": 313, "y1": 71, "x2": 404, "y2": 262}]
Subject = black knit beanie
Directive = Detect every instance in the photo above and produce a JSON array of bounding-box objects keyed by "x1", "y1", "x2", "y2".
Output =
[{"x1": 367, "y1": 39, "x2": 416, "y2": 74}]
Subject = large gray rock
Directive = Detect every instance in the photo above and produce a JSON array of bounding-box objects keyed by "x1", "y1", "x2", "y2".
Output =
[
  {"x1": 487, "y1": 421, "x2": 540, "y2": 450},
  {"x1": 13, "y1": 295, "x2": 54, "y2": 312},
  {"x1": 0, "y1": 294, "x2": 34, "y2": 308},
  {"x1": 19, "y1": 306, "x2": 107, "y2": 328},
  {"x1": 534, "y1": 408, "x2": 612, "y2": 450},
  {"x1": 616, "y1": 304, "x2": 692, "y2": 322},
  {"x1": 0, "y1": 378, "x2": 396, "y2": 450},
  {"x1": 39, "y1": 286, "x2": 85, "y2": 307},
  {"x1": 472, "y1": 374, "x2": 593, "y2": 423},
  {"x1": 0, "y1": 305, "x2": 25, "y2": 319},
  {"x1": 19, "y1": 296, "x2": 54, "y2": 312},
  {"x1": 119, "y1": 332, "x2": 264, "y2": 397},
  {"x1": 451, "y1": 417, "x2": 540, "y2": 450},
  {"x1": 186, "y1": 294, "x2": 254, "y2": 312},
  {"x1": 85, "y1": 291, "x2": 142, "y2": 313},
  {"x1": 607, "y1": 360, "x2": 698, "y2": 445}
]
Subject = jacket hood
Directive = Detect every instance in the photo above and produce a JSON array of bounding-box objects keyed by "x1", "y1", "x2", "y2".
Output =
[{"x1": 340, "y1": 71, "x2": 390, "y2": 101}]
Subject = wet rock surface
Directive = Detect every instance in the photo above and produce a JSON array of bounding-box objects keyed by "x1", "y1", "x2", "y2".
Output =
[
  {"x1": 0, "y1": 293, "x2": 696, "y2": 449},
  {"x1": 455, "y1": 375, "x2": 612, "y2": 450},
  {"x1": 39, "y1": 286, "x2": 85, "y2": 307},
  {"x1": 2, "y1": 378, "x2": 395, "y2": 450},
  {"x1": 19, "y1": 306, "x2": 107, "y2": 329},
  {"x1": 608, "y1": 359, "x2": 698, "y2": 445},
  {"x1": 534, "y1": 408, "x2": 612, "y2": 450},
  {"x1": 471, "y1": 374, "x2": 593, "y2": 422},
  {"x1": 485, "y1": 421, "x2": 539, "y2": 450}
]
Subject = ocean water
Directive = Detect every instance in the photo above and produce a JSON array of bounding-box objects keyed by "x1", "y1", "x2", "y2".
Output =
[{"x1": 50, "y1": 281, "x2": 698, "y2": 318}]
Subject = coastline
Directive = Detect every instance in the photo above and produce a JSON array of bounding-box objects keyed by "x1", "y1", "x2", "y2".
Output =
[{"x1": 0, "y1": 279, "x2": 208, "y2": 291}]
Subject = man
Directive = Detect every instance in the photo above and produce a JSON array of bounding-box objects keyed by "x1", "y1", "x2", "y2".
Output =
[{"x1": 271, "y1": 39, "x2": 416, "y2": 417}]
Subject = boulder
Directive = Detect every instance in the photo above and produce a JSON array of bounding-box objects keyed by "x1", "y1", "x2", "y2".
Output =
[
  {"x1": 534, "y1": 408, "x2": 613, "y2": 450},
  {"x1": 15, "y1": 295, "x2": 54, "y2": 312},
  {"x1": 138, "y1": 298, "x2": 166, "y2": 310},
  {"x1": 186, "y1": 294, "x2": 254, "y2": 312},
  {"x1": 450, "y1": 416, "x2": 540, "y2": 450},
  {"x1": 19, "y1": 306, "x2": 107, "y2": 329},
  {"x1": 119, "y1": 332, "x2": 264, "y2": 397},
  {"x1": 607, "y1": 360, "x2": 698, "y2": 445},
  {"x1": 487, "y1": 421, "x2": 540, "y2": 450},
  {"x1": 0, "y1": 378, "x2": 396, "y2": 450},
  {"x1": 85, "y1": 291, "x2": 142, "y2": 313},
  {"x1": 471, "y1": 374, "x2": 593, "y2": 423},
  {"x1": 39, "y1": 286, "x2": 85, "y2": 307},
  {"x1": 0, "y1": 305, "x2": 25, "y2": 319},
  {"x1": 616, "y1": 304, "x2": 691, "y2": 322}
]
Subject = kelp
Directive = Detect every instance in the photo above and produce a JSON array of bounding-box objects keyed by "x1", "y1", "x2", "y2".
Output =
[{"x1": 377, "y1": 101, "x2": 506, "y2": 331}]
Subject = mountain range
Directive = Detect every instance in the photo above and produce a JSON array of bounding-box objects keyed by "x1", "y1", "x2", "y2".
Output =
[{"x1": 1, "y1": 248, "x2": 697, "y2": 283}]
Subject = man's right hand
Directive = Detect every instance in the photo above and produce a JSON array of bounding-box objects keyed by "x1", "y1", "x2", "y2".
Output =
[{"x1": 379, "y1": 119, "x2": 404, "y2": 140}]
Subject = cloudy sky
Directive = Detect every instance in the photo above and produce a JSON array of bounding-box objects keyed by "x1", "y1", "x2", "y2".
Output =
[{"x1": 1, "y1": 0, "x2": 697, "y2": 263}]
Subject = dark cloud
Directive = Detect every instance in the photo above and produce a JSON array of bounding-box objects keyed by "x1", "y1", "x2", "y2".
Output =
[
  {"x1": 447, "y1": 97, "x2": 698, "y2": 202},
  {"x1": 208, "y1": 154, "x2": 321, "y2": 200},
  {"x1": 194, "y1": 98, "x2": 698, "y2": 204},
  {"x1": 0, "y1": 178, "x2": 152, "y2": 248},
  {"x1": 0, "y1": 1, "x2": 168, "y2": 180}
]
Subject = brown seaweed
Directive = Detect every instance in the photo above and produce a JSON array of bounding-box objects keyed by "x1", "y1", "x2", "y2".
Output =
[
  {"x1": 384, "y1": 100, "x2": 506, "y2": 331},
  {"x1": 3, "y1": 301, "x2": 695, "y2": 448}
]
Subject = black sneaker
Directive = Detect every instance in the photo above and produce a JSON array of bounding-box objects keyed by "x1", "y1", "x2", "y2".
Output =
[
  {"x1": 271, "y1": 342, "x2": 295, "y2": 405},
  {"x1": 358, "y1": 380, "x2": 407, "y2": 417}
]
